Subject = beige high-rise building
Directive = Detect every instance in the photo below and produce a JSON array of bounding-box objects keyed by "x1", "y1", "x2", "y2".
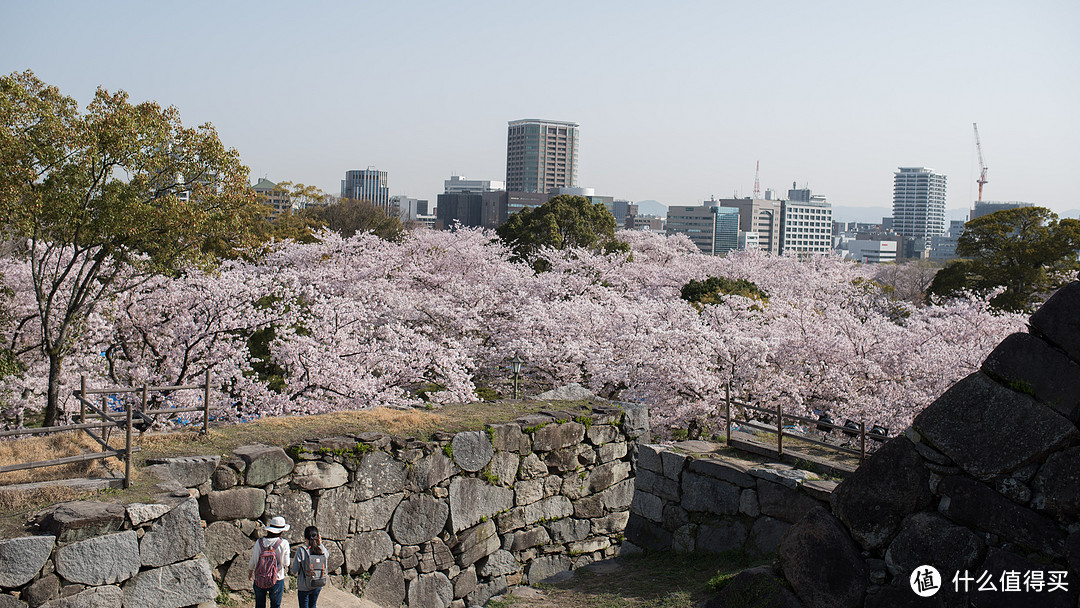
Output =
[{"x1": 505, "y1": 119, "x2": 579, "y2": 194}]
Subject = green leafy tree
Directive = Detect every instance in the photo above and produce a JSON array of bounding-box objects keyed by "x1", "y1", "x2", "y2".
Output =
[
  {"x1": 300, "y1": 196, "x2": 404, "y2": 242},
  {"x1": 680, "y1": 276, "x2": 769, "y2": 308},
  {"x1": 0, "y1": 70, "x2": 261, "y2": 426},
  {"x1": 495, "y1": 194, "x2": 629, "y2": 270},
  {"x1": 928, "y1": 207, "x2": 1080, "y2": 312}
]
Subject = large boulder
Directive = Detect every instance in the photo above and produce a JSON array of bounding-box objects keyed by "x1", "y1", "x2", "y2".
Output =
[
  {"x1": 912, "y1": 372, "x2": 1078, "y2": 481},
  {"x1": 0, "y1": 535, "x2": 55, "y2": 588},
  {"x1": 40, "y1": 585, "x2": 121, "y2": 608},
  {"x1": 1032, "y1": 446, "x2": 1080, "y2": 519},
  {"x1": 199, "y1": 487, "x2": 266, "y2": 521},
  {"x1": 757, "y1": 481, "x2": 822, "y2": 525},
  {"x1": 884, "y1": 512, "x2": 985, "y2": 579},
  {"x1": 969, "y1": 547, "x2": 1078, "y2": 608},
  {"x1": 982, "y1": 332, "x2": 1080, "y2": 424},
  {"x1": 778, "y1": 507, "x2": 867, "y2": 608},
  {"x1": 121, "y1": 557, "x2": 217, "y2": 608},
  {"x1": 139, "y1": 498, "x2": 205, "y2": 567},
  {"x1": 363, "y1": 561, "x2": 405, "y2": 608},
  {"x1": 232, "y1": 444, "x2": 294, "y2": 487},
  {"x1": 525, "y1": 555, "x2": 571, "y2": 585},
  {"x1": 352, "y1": 451, "x2": 407, "y2": 500},
  {"x1": 682, "y1": 473, "x2": 740, "y2": 516},
  {"x1": 144, "y1": 455, "x2": 220, "y2": 488},
  {"x1": 938, "y1": 475, "x2": 1065, "y2": 556},
  {"x1": 313, "y1": 486, "x2": 351, "y2": 540},
  {"x1": 1029, "y1": 280, "x2": 1080, "y2": 363},
  {"x1": 268, "y1": 490, "x2": 314, "y2": 544},
  {"x1": 830, "y1": 437, "x2": 933, "y2": 550},
  {"x1": 408, "y1": 452, "x2": 455, "y2": 491},
  {"x1": 43, "y1": 502, "x2": 125, "y2": 543},
  {"x1": 125, "y1": 504, "x2": 171, "y2": 527},
  {"x1": 704, "y1": 566, "x2": 804, "y2": 608},
  {"x1": 407, "y1": 572, "x2": 453, "y2": 608},
  {"x1": 530, "y1": 422, "x2": 585, "y2": 452},
  {"x1": 450, "y1": 431, "x2": 494, "y2": 472},
  {"x1": 291, "y1": 461, "x2": 348, "y2": 490},
  {"x1": 451, "y1": 519, "x2": 499, "y2": 568},
  {"x1": 390, "y1": 494, "x2": 448, "y2": 545},
  {"x1": 448, "y1": 477, "x2": 513, "y2": 532},
  {"x1": 54, "y1": 530, "x2": 139, "y2": 586},
  {"x1": 353, "y1": 493, "x2": 404, "y2": 533},
  {"x1": 342, "y1": 531, "x2": 393, "y2": 574},
  {"x1": 204, "y1": 521, "x2": 251, "y2": 568}
]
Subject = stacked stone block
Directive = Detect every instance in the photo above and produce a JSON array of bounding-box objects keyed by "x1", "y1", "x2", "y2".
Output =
[
  {"x1": 626, "y1": 443, "x2": 836, "y2": 557},
  {"x1": 0, "y1": 403, "x2": 647, "y2": 608},
  {"x1": 709, "y1": 282, "x2": 1080, "y2": 608},
  {"x1": 0, "y1": 471, "x2": 220, "y2": 608}
]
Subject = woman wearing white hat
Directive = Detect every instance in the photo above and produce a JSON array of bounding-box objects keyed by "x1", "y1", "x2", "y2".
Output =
[{"x1": 249, "y1": 516, "x2": 291, "y2": 608}]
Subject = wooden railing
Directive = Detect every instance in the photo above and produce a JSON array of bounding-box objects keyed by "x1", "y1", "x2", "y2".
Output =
[
  {"x1": 721, "y1": 389, "x2": 888, "y2": 464},
  {"x1": 0, "y1": 371, "x2": 212, "y2": 488}
]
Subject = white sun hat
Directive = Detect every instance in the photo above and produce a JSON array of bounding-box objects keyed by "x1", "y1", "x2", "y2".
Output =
[{"x1": 264, "y1": 516, "x2": 290, "y2": 534}]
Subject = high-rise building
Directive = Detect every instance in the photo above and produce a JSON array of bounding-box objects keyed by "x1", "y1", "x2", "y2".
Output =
[
  {"x1": 891, "y1": 167, "x2": 947, "y2": 244},
  {"x1": 505, "y1": 119, "x2": 579, "y2": 194},
  {"x1": 342, "y1": 169, "x2": 390, "y2": 213}
]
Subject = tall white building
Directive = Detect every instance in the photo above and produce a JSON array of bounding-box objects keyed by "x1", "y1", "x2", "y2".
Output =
[
  {"x1": 505, "y1": 119, "x2": 579, "y2": 194},
  {"x1": 892, "y1": 167, "x2": 946, "y2": 243},
  {"x1": 779, "y1": 198, "x2": 833, "y2": 255}
]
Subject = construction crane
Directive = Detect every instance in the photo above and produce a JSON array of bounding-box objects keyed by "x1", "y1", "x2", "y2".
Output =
[
  {"x1": 973, "y1": 123, "x2": 988, "y2": 202},
  {"x1": 753, "y1": 161, "x2": 761, "y2": 199}
]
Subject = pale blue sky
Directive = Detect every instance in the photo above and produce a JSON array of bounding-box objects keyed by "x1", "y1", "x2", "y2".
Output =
[{"x1": 3, "y1": 1, "x2": 1078, "y2": 215}]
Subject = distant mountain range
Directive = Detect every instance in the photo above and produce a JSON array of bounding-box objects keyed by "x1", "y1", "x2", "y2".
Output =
[{"x1": 635, "y1": 200, "x2": 668, "y2": 217}]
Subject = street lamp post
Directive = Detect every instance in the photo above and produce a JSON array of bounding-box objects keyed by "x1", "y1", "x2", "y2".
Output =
[{"x1": 509, "y1": 355, "x2": 525, "y2": 400}]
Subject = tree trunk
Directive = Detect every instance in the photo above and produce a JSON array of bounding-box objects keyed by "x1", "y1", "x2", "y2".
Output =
[{"x1": 44, "y1": 352, "x2": 63, "y2": 427}]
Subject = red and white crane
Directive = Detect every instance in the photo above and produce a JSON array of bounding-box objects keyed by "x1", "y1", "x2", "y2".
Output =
[{"x1": 973, "y1": 123, "x2": 988, "y2": 202}]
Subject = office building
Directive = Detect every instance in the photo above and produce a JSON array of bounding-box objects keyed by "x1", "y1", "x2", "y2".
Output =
[
  {"x1": 969, "y1": 201, "x2": 1034, "y2": 221},
  {"x1": 718, "y1": 198, "x2": 782, "y2": 255},
  {"x1": 845, "y1": 240, "x2": 898, "y2": 264},
  {"x1": 436, "y1": 193, "x2": 484, "y2": 229},
  {"x1": 780, "y1": 198, "x2": 833, "y2": 255},
  {"x1": 390, "y1": 195, "x2": 429, "y2": 223},
  {"x1": 444, "y1": 175, "x2": 504, "y2": 194},
  {"x1": 252, "y1": 178, "x2": 291, "y2": 216},
  {"x1": 342, "y1": 169, "x2": 390, "y2": 214},
  {"x1": 666, "y1": 200, "x2": 740, "y2": 256},
  {"x1": 891, "y1": 167, "x2": 947, "y2": 245},
  {"x1": 505, "y1": 119, "x2": 579, "y2": 194}
]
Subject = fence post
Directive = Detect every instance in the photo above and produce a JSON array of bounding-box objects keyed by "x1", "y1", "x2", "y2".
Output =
[
  {"x1": 859, "y1": 421, "x2": 866, "y2": 464},
  {"x1": 776, "y1": 401, "x2": 783, "y2": 456},
  {"x1": 124, "y1": 398, "x2": 133, "y2": 489},
  {"x1": 140, "y1": 385, "x2": 148, "y2": 434},
  {"x1": 202, "y1": 369, "x2": 210, "y2": 435},
  {"x1": 79, "y1": 376, "x2": 86, "y2": 423},
  {"x1": 725, "y1": 382, "x2": 732, "y2": 444}
]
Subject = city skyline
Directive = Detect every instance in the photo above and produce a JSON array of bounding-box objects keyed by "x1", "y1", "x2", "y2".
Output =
[{"x1": 3, "y1": 1, "x2": 1077, "y2": 216}]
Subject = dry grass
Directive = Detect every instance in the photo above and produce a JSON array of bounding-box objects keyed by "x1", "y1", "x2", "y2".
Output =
[{"x1": 0, "y1": 432, "x2": 123, "y2": 485}]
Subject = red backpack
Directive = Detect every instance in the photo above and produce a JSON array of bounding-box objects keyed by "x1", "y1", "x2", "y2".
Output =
[{"x1": 253, "y1": 538, "x2": 282, "y2": 589}]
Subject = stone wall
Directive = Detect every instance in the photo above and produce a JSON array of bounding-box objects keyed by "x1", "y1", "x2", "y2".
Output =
[
  {"x1": 625, "y1": 442, "x2": 837, "y2": 558},
  {"x1": 0, "y1": 402, "x2": 648, "y2": 608},
  {"x1": 709, "y1": 282, "x2": 1080, "y2": 608}
]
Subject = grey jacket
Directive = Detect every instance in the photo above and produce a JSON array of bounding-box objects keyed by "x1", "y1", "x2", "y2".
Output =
[{"x1": 289, "y1": 544, "x2": 326, "y2": 592}]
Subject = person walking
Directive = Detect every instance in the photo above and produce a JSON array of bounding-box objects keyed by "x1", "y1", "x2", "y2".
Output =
[
  {"x1": 290, "y1": 526, "x2": 327, "y2": 608},
  {"x1": 249, "y1": 516, "x2": 291, "y2": 608}
]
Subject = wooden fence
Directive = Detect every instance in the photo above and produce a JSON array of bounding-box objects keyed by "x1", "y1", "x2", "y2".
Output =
[
  {"x1": 0, "y1": 371, "x2": 212, "y2": 488},
  {"x1": 721, "y1": 387, "x2": 888, "y2": 464}
]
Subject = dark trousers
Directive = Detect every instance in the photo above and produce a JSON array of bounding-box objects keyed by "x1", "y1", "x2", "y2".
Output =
[
  {"x1": 298, "y1": 588, "x2": 322, "y2": 608},
  {"x1": 254, "y1": 579, "x2": 284, "y2": 608}
]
